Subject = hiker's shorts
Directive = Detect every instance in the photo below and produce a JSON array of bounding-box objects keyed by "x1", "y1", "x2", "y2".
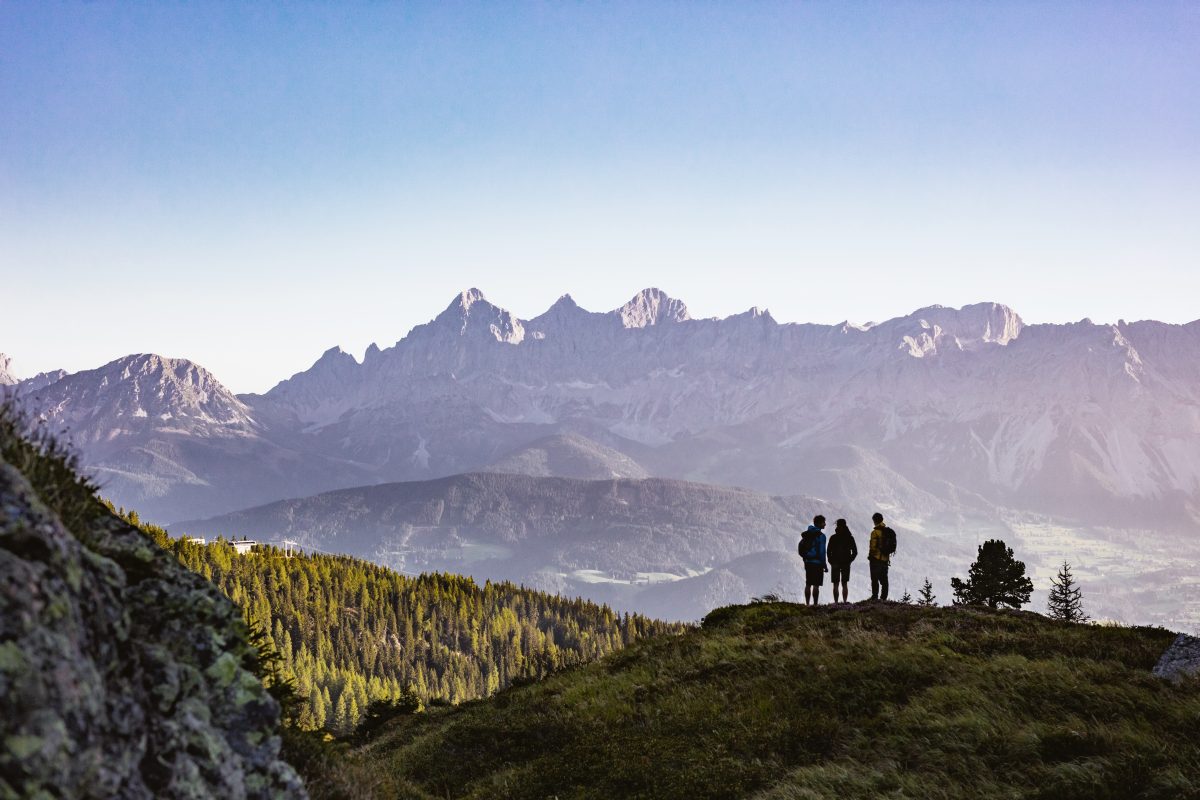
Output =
[
  {"x1": 830, "y1": 563, "x2": 850, "y2": 584},
  {"x1": 805, "y1": 563, "x2": 825, "y2": 587}
]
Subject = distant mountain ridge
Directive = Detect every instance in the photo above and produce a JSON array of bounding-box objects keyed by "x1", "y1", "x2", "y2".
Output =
[
  {"x1": 10, "y1": 289, "x2": 1200, "y2": 529},
  {"x1": 8, "y1": 289, "x2": 1200, "y2": 626}
]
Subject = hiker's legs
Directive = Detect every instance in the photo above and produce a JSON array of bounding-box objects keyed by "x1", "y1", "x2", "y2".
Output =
[
  {"x1": 804, "y1": 585, "x2": 813, "y2": 605},
  {"x1": 870, "y1": 560, "x2": 882, "y2": 600},
  {"x1": 831, "y1": 580, "x2": 841, "y2": 603},
  {"x1": 812, "y1": 585, "x2": 820, "y2": 605},
  {"x1": 841, "y1": 580, "x2": 848, "y2": 603},
  {"x1": 879, "y1": 564, "x2": 889, "y2": 601}
]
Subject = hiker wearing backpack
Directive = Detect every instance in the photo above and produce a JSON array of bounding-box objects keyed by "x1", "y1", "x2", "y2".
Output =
[
  {"x1": 798, "y1": 515, "x2": 828, "y2": 606},
  {"x1": 826, "y1": 518, "x2": 858, "y2": 603},
  {"x1": 868, "y1": 512, "x2": 896, "y2": 601}
]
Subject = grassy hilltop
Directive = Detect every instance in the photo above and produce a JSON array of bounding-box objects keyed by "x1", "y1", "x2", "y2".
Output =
[{"x1": 351, "y1": 602, "x2": 1200, "y2": 800}]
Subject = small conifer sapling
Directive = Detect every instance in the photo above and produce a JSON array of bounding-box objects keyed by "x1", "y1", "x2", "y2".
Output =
[
  {"x1": 1047, "y1": 561, "x2": 1089, "y2": 623},
  {"x1": 917, "y1": 578, "x2": 936, "y2": 607}
]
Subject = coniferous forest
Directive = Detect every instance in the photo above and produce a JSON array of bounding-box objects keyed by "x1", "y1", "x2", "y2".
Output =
[{"x1": 126, "y1": 512, "x2": 684, "y2": 734}]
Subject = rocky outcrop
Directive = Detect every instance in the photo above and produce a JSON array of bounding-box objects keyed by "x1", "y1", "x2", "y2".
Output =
[
  {"x1": 1153, "y1": 634, "x2": 1200, "y2": 682},
  {"x1": 0, "y1": 447, "x2": 305, "y2": 798}
]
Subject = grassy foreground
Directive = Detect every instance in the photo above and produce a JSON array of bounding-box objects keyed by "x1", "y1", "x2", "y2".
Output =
[{"x1": 349, "y1": 602, "x2": 1199, "y2": 800}]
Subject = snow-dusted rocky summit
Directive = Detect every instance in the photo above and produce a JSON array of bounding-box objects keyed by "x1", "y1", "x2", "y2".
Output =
[
  {"x1": 11, "y1": 354, "x2": 372, "y2": 521},
  {"x1": 10, "y1": 288, "x2": 1200, "y2": 533},
  {"x1": 249, "y1": 288, "x2": 1200, "y2": 532}
]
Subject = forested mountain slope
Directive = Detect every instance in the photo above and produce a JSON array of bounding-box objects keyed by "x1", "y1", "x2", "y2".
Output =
[{"x1": 139, "y1": 524, "x2": 682, "y2": 735}]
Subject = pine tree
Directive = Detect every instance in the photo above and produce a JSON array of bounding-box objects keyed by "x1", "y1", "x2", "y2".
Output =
[
  {"x1": 333, "y1": 692, "x2": 352, "y2": 735},
  {"x1": 308, "y1": 686, "x2": 326, "y2": 729},
  {"x1": 917, "y1": 578, "x2": 936, "y2": 607},
  {"x1": 899, "y1": 589, "x2": 913, "y2": 604},
  {"x1": 1047, "y1": 562, "x2": 1088, "y2": 623},
  {"x1": 951, "y1": 539, "x2": 1034, "y2": 610}
]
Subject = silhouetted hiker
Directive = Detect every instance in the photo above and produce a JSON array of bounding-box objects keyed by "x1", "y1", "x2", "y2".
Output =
[
  {"x1": 798, "y1": 515, "x2": 828, "y2": 605},
  {"x1": 868, "y1": 512, "x2": 896, "y2": 601},
  {"x1": 827, "y1": 518, "x2": 858, "y2": 603}
]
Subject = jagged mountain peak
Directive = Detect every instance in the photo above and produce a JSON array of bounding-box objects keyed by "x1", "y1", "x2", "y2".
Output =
[
  {"x1": 888, "y1": 302, "x2": 1025, "y2": 356},
  {"x1": 445, "y1": 287, "x2": 489, "y2": 315},
  {"x1": 532, "y1": 293, "x2": 584, "y2": 319},
  {"x1": 33, "y1": 353, "x2": 252, "y2": 420},
  {"x1": 20, "y1": 369, "x2": 68, "y2": 393},
  {"x1": 431, "y1": 288, "x2": 525, "y2": 343},
  {"x1": 529, "y1": 293, "x2": 609, "y2": 331},
  {"x1": 548, "y1": 293, "x2": 580, "y2": 311},
  {"x1": 731, "y1": 306, "x2": 776, "y2": 323},
  {"x1": 315, "y1": 345, "x2": 357, "y2": 365},
  {"x1": 615, "y1": 288, "x2": 690, "y2": 328},
  {"x1": 0, "y1": 353, "x2": 16, "y2": 386},
  {"x1": 108, "y1": 353, "x2": 215, "y2": 379}
]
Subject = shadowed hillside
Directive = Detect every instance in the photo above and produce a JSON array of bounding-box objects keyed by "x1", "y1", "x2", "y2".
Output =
[{"x1": 349, "y1": 602, "x2": 1198, "y2": 800}]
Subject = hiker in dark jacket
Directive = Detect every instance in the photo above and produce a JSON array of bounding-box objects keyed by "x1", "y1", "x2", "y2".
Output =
[
  {"x1": 826, "y1": 518, "x2": 858, "y2": 603},
  {"x1": 798, "y1": 515, "x2": 828, "y2": 606}
]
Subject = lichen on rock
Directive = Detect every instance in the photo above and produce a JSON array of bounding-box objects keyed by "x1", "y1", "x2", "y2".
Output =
[
  {"x1": 0, "y1": 445, "x2": 306, "y2": 798},
  {"x1": 1153, "y1": 633, "x2": 1200, "y2": 682}
]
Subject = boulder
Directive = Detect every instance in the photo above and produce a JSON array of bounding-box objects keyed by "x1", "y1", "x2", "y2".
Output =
[
  {"x1": 0, "y1": 453, "x2": 306, "y2": 799},
  {"x1": 1152, "y1": 633, "x2": 1200, "y2": 682}
]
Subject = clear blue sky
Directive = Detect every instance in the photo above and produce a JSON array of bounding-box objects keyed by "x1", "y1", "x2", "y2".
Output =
[{"x1": 2, "y1": 2, "x2": 1197, "y2": 393}]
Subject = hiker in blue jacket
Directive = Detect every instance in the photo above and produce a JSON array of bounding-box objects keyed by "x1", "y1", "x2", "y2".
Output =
[{"x1": 798, "y1": 515, "x2": 828, "y2": 606}]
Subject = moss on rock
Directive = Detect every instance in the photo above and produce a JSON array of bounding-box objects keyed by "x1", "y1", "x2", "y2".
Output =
[{"x1": 0, "y1": 447, "x2": 306, "y2": 799}]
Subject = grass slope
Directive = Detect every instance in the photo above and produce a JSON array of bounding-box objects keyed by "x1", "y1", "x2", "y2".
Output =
[{"x1": 355, "y1": 602, "x2": 1199, "y2": 800}]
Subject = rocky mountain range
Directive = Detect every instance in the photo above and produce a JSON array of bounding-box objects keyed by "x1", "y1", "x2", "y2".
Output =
[{"x1": 6, "y1": 288, "x2": 1200, "y2": 627}]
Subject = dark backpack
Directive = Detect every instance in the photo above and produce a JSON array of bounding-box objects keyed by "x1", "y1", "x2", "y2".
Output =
[{"x1": 881, "y1": 526, "x2": 897, "y2": 556}]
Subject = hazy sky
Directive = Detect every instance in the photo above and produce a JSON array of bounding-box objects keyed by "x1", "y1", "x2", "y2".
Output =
[{"x1": 2, "y1": 2, "x2": 1198, "y2": 393}]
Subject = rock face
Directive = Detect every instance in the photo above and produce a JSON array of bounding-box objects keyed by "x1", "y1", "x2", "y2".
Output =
[
  {"x1": 0, "y1": 441, "x2": 305, "y2": 797},
  {"x1": 15, "y1": 354, "x2": 372, "y2": 522},
  {"x1": 1153, "y1": 634, "x2": 1200, "y2": 682}
]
